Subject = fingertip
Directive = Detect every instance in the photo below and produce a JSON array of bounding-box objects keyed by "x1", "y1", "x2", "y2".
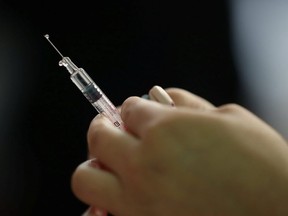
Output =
[
  {"x1": 90, "y1": 114, "x2": 110, "y2": 125},
  {"x1": 71, "y1": 162, "x2": 88, "y2": 201},
  {"x1": 71, "y1": 160, "x2": 119, "y2": 208},
  {"x1": 120, "y1": 96, "x2": 171, "y2": 137},
  {"x1": 87, "y1": 114, "x2": 115, "y2": 146},
  {"x1": 120, "y1": 96, "x2": 142, "y2": 120},
  {"x1": 88, "y1": 114, "x2": 107, "y2": 133},
  {"x1": 71, "y1": 160, "x2": 101, "y2": 196}
]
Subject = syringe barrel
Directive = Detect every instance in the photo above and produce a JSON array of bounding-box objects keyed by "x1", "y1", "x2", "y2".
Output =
[{"x1": 70, "y1": 68, "x2": 124, "y2": 130}]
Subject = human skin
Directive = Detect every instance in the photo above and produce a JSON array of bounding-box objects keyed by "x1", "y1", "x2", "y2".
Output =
[{"x1": 71, "y1": 87, "x2": 288, "y2": 216}]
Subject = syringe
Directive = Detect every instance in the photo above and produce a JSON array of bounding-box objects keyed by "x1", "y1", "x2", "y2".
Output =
[{"x1": 44, "y1": 34, "x2": 125, "y2": 130}]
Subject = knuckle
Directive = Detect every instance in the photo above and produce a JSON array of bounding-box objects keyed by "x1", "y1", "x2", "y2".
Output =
[
  {"x1": 216, "y1": 103, "x2": 243, "y2": 113},
  {"x1": 144, "y1": 115, "x2": 176, "y2": 137}
]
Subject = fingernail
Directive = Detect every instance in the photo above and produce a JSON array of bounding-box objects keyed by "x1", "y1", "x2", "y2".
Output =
[
  {"x1": 82, "y1": 206, "x2": 107, "y2": 216},
  {"x1": 89, "y1": 158, "x2": 111, "y2": 171},
  {"x1": 149, "y1": 85, "x2": 175, "y2": 106},
  {"x1": 89, "y1": 158, "x2": 100, "y2": 168},
  {"x1": 94, "y1": 114, "x2": 104, "y2": 119},
  {"x1": 90, "y1": 206, "x2": 107, "y2": 216},
  {"x1": 141, "y1": 94, "x2": 150, "y2": 100}
]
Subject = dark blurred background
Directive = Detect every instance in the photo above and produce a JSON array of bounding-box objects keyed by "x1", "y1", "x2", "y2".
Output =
[{"x1": 0, "y1": 0, "x2": 241, "y2": 215}]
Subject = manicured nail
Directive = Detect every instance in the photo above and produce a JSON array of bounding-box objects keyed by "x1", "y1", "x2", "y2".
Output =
[{"x1": 149, "y1": 85, "x2": 175, "y2": 106}]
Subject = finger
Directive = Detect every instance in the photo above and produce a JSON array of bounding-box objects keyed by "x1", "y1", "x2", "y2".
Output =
[
  {"x1": 87, "y1": 114, "x2": 139, "y2": 173},
  {"x1": 71, "y1": 159, "x2": 121, "y2": 212},
  {"x1": 120, "y1": 96, "x2": 172, "y2": 137},
  {"x1": 164, "y1": 87, "x2": 215, "y2": 110},
  {"x1": 148, "y1": 85, "x2": 175, "y2": 106}
]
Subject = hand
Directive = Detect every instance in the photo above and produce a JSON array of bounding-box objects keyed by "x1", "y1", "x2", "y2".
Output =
[{"x1": 72, "y1": 87, "x2": 288, "y2": 216}]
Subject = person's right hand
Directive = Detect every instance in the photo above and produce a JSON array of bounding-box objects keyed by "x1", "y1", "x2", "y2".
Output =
[{"x1": 72, "y1": 87, "x2": 288, "y2": 216}]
